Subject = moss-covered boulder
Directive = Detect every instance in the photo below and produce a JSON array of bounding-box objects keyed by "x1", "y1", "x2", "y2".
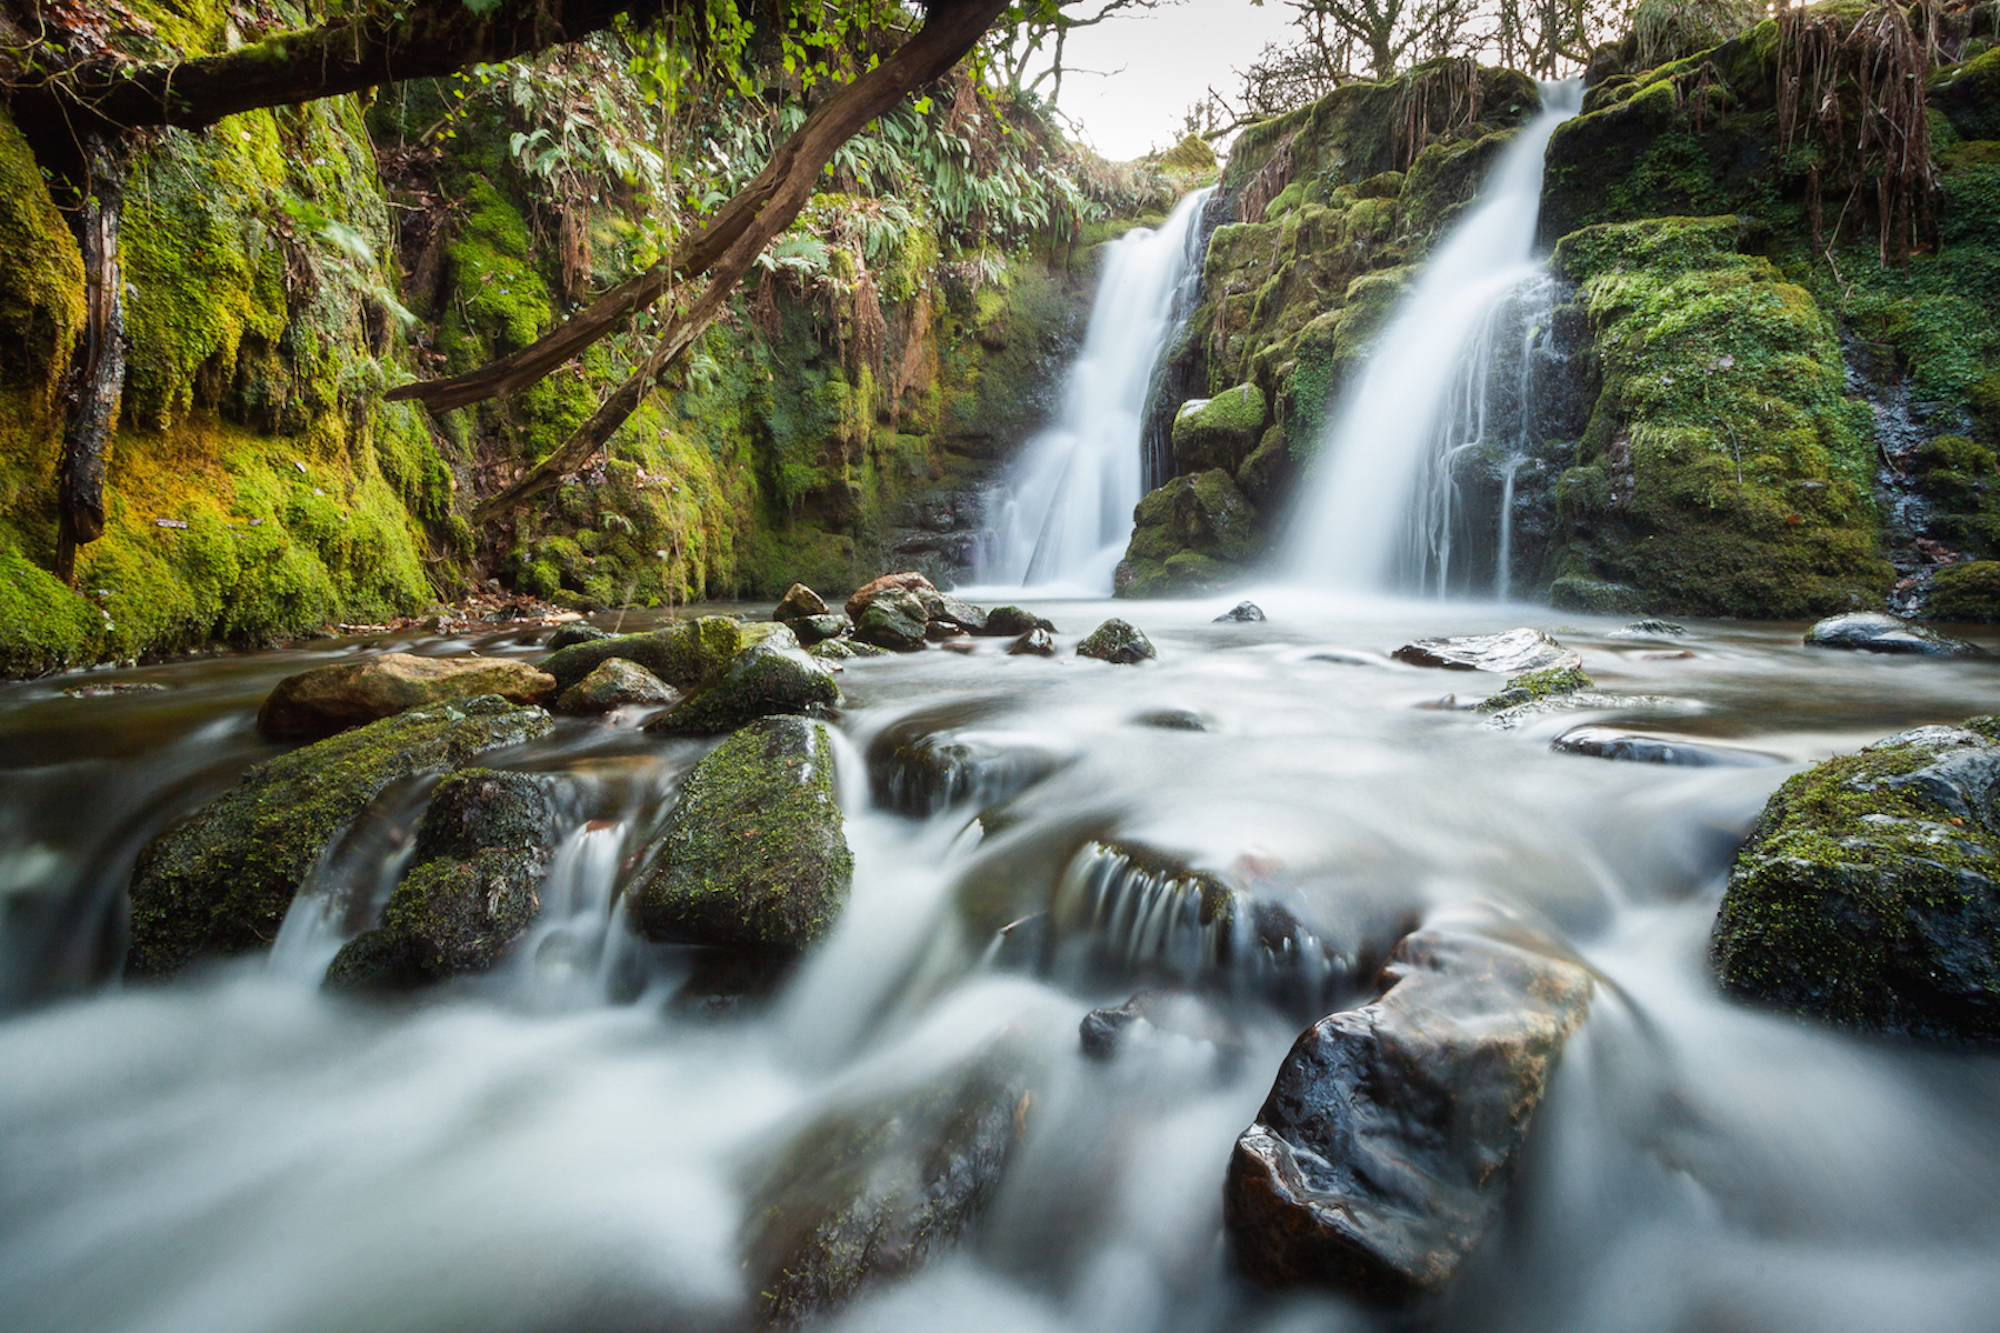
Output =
[
  {"x1": 1476, "y1": 665, "x2": 1593, "y2": 712},
  {"x1": 323, "y1": 769, "x2": 563, "y2": 991},
  {"x1": 1115, "y1": 470, "x2": 1260, "y2": 598},
  {"x1": 540, "y1": 616, "x2": 788, "y2": 692},
  {"x1": 788, "y1": 613, "x2": 849, "y2": 647},
  {"x1": 257, "y1": 653, "x2": 556, "y2": 739},
  {"x1": 1547, "y1": 574, "x2": 1644, "y2": 615},
  {"x1": 1925, "y1": 561, "x2": 2000, "y2": 623},
  {"x1": 126, "y1": 696, "x2": 554, "y2": 977},
  {"x1": 631, "y1": 716, "x2": 852, "y2": 952},
  {"x1": 1172, "y1": 384, "x2": 1268, "y2": 474},
  {"x1": 1712, "y1": 719, "x2": 2000, "y2": 1044},
  {"x1": 854, "y1": 587, "x2": 929, "y2": 651},
  {"x1": 1076, "y1": 619, "x2": 1156, "y2": 664},
  {"x1": 546, "y1": 622, "x2": 610, "y2": 651},
  {"x1": 644, "y1": 639, "x2": 841, "y2": 735},
  {"x1": 1007, "y1": 627, "x2": 1055, "y2": 656},
  {"x1": 555, "y1": 657, "x2": 678, "y2": 714},
  {"x1": 984, "y1": 605, "x2": 1055, "y2": 636}
]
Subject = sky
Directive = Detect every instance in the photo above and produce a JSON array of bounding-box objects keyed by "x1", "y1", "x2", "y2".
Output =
[{"x1": 1035, "y1": 0, "x2": 1302, "y2": 162}]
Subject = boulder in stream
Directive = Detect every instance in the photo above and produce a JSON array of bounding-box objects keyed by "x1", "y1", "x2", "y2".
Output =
[
  {"x1": 787, "y1": 614, "x2": 850, "y2": 648},
  {"x1": 324, "y1": 769, "x2": 562, "y2": 991},
  {"x1": 811, "y1": 638, "x2": 891, "y2": 662},
  {"x1": 984, "y1": 606, "x2": 1055, "y2": 637},
  {"x1": 1391, "y1": 627, "x2": 1581, "y2": 673},
  {"x1": 643, "y1": 638, "x2": 839, "y2": 735},
  {"x1": 1712, "y1": 719, "x2": 2000, "y2": 1044},
  {"x1": 866, "y1": 704, "x2": 1067, "y2": 816},
  {"x1": 126, "y1": 696, "x2": 554, "y2": 977},
  {"x1": 1215, "y1": 600, "x2": 1266, "y2": 623},
  {"x1": 1803, "y1": 611, "x2": 1980, "y2": 656},
  {"x1": 1475, "y1": 664, "x2": 1592, "y2": 712},
  {"x1": 773, "y1": 582, "x2": 830, "y2": 622},
  {"x1": 540, "y1": 615, "x2": 786, "y2": 693},
  {"x1": 554, "y1": 658, "x2": 679, "y2": 714},
  {"x1": 257, "y1": 653, "x2": 556, "y2": 739},
  {"x1": 545, "y1": 622, "x2": 609, "y2": 651},
  {"x1": 1005, "y1": 627, "x2": 1055, "y2": 657},
  {"x1": 918, "y1": 589, "x2": 989, "y2": 635},
  {"x1": 1077, "y1": 619, "x2": 1156, "y2": 664},
  {"x1": 1224, "y1": 902, "x2": 1593, "y2": 1299},
  {"x1": 854, "y1": 588, "x2": 931, "y2": 652},
  {"x1": 845, "y1": 571, "x2": 938, "y2": 621},
  {"x1": 631, "y1": 716, "x2": 851, "y2": 953}
]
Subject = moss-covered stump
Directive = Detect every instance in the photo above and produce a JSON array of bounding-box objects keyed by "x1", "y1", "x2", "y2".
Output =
[
  {"x1": 1115, "y1": 470, "x2": 1260, "y2": 598},
  {"x1": 1173, "y1": 384, "x2": 1268, "y2": 473},
  {"x1": 555, "y1": 658, "x2": 678, "y2": 714},
  {"x1": 742, "y1": 1037, "x2": 1034, "y2": 1327},
  {"x1": 1712, "y1": 719, "x2": 2000, "y2": 1044},
  {"x1": 1925, "y1": 562, "x2": 2000, "y2": 623},
  {"x1": 126, "y1": 696, "x2": 554, "y2": 977},
  {"x1": 540, "y1": 616, "x2": 788, "y2": 693},
  {"x1": 644, "y1": 640, "x2": 840, "y2": 735},
  {"x1": 1225, "y1": 902, "x2": 1593, "y2": 1299},
  {"x1": 257, "y1": 653, "x2": 557, "y2": 739},
  {"x1": 1076, "y1": 619, "x2": 1157, "y2": 664},
  {"x1": 324, "y1": 769, "x2": 562, "y2": 991},
  {"x1": 631, "y1": 716, "x2": 852, "y2": 952}
]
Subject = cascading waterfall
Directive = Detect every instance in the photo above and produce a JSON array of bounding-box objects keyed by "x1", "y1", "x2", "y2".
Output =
[
  {"x1": 1286, "y1": 79, "x2": 1584, "y2": 594},
  {"x1": 978, "y1": 186, "x2": 1215, "y2": 593}
]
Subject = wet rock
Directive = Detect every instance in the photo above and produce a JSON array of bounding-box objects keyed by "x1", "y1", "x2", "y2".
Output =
[
  {"x1": 867, "y1": 706, "x2": 1066, "y2": 816},
  {"x1": 1006, "y1": 627, "x2": 1055, "y2": 657},
  {"x1": 918, "y1": 589, "x2": 989, "y2": 635},
  {"x1": 1547, "y1": 574, "x2": 1642, "y2": 615},
  {"x1": 1173, "y1": 383, "x2": 1267, "y2": 474},
  {"x1": 1924, "y1": 561, "x2": 2000, "y2": 622},
  {"x1": 546, "y1": 622, "x2": 609, "y2": 651},
  {"x1": 554, "y1": 658, "x2": 679, "y2": 714},
  {"x1": 1607, "y1": 619, "x2": 1689, "y2": 639},
  {"x1": 1476, "y1": 665, "x2": 1592, "y2": 712},
  {"x1": 1134, "y1": 707, "x2": 1205, "y2": 731},
  {"x1": 854, "y1": 588, "x2": 930, "y2": 652},
  {"x1": 60, "y1": 681, "x2": 166, "y2": 698},
  {"x1": 1215, "y1": 600, "x2": 1266, "y2": 623},
  {"x1": 542, "y1": 616, "x2": 788, "y2": 692},
  {"x1": 743, "y1": 1038, "x2": 1033, "y2": 1326},
  {"x1": 631, "y1": 716, "x2": 851, "y2": 953},
  {"x1": 257, "y1": 653, "x2": 556, "y2": 739},
  {"x1": 1552, "y1": 726, "x2": 1780, "y2": 767},
  {"x1": 845, "y1": 571, "x2": 937, "y2": 621},
  {"x1": 1392, "y1": 627, "x2": 1582, "y2": 673},
  {"x1": 788, "y1": 613, "x2": 849, "y2": 647},
  {"x1": 324, "y1": 770, "x2": 562, "y2": 991},
  {"x1": 1080, "y1": 989, "x2": 1246, "y2": 1071},
  {"x1": 1712, "y1": 719, "x2": 2000, "y2": 1044},
  {"x1": 1225, "y1": 902, "x2": 1594, "y2": 1299},
  {"x1": 774, "y1": 582, "x2": 830, "y2": 622},
  {"x1": 644, "y1": 640, "x2": 840, "y2": 736},
  {"x1": 1077, "y1": 619, "x2": 1156, "y2": 665},
  {"x1": 811, "y1": 638, "x2": 891, "y2": 661},
  {"x1": 1116, "y1": 470, "x2": 1259, "y2": 598},
  {"x1": 1803, "y1": 611, "x2": 1980, "y2": 657},
  {"x1": 126, "y1": 697, "x2": 554, "y2": 977},
  {"x1": 984, "y1": 605, "x2": 1055, "y2": 637}
]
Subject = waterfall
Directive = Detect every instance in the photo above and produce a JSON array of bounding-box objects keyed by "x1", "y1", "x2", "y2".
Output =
[
  {"x1": 978, "y1": 185, "x2": 1216, "y2": 593},
  {"x1": 1285, "y1": 79, "x2": 1583, "y2": 594}
]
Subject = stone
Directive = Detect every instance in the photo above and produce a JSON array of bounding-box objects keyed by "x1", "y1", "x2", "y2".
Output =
[
  {"x1": 1076, "y1": 619, "x2": 1156, "y2": 664},
  {"x1": 854, "y1": 588, "x2": 930, "y2": 652},
  {"x1": 554, "y1": 657, "x2": 679, "y2": 714},
  {"x1": 788, "y1": 613, "x2": 849, "y2": 647},
  {"x1": 1803, "y1": 611, "x2": 1980, "y2": 657},
  {"x1": 1172, "y1": 383, "x2": 1267, "y2": 474},
  {"x1": 257, "y1": 653, "x2": 556, "y2": 739},
  {"x1": 1225, "y1": 902, "x2": 1593, "y2": 1299},
  {"x1": 1116, "y1": 470, "x2": 1260, "y2": 598},
  {"x1": 324, "y1": 769, "x2": 562, "y2": 991},
  {"x1": 1392, "y1": 627, "x2": 1581, "y2": 673},
  {"x1": 867, "y1": 706, "x2": 1067, "y2": 816},
  {"x1": 126, "y1": 697, "x2": 555, "y2": 977},
  {"x1": 1006, "y1": 627, "x2": 1055, "y2": 657},
  {"x1": 631, "y1": 717, "x2": 852, "y2": 953},
  {"x1": 1235, "y1": 424, "x2": 1293, "y2": 507},
  {"x1": 1215, "y1": 600, "x2": 1266, "y2": 623},
  {"x1": 1475, "y1": 665, "x2": 1592, "y2": 712},
  {"x1": 1552, "y1": 726, "x2": 1780, "y2": 767},
  {"x1": 918, "y1": 589, "x2": 989, "y2": 634},
  {"x1": 983, "y1": 605, "x2": 1055, "y2": 636},
  {"x1": 1606, "y1": 619, "x2": 1689, "y2": 639},
  {"x1": 1079, "y1": 989, "x2": 1245, "y2": 1072},
  {"x1": 1133, "y1": 707, "x2": 1206, "y2": 731},
  {"x1": 845, "y1": 571, "x2": 938, "y2": 621},
  {"x1": 774, "y1": 582, "x2": 830, "y2": 621},
  {"x1": 1547, "y1": 574, "x2": 1643, "y2": 615},
  {"x1": 1711, "y1": 719, "x2": 2000, "y2": 1044},
  {"x1": 644, "y1": 640, "x2": 841, "y2": 736},
  {"x1": 541, "y1": 615, "x2": 790, "y2": 692},
  {"x1": 1926, "y1": 561, "x2": 2000, "y2": 622},
  {"x1": 811, "y1": 638, "x2": 891, "y2": 661},
  {"x1": 546, "y1": 622, "x2": 609, "y2": 651}
]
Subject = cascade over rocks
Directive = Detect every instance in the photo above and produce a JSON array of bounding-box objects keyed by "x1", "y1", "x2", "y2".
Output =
[
  {"x1": 1712, "y1": 719, "x2": 2000, "y2": 1044},
  {"x1": 643, "y1": 639, "x2": 840, "y2": 735},
  {"x1": 867, "y1": 704, "x2": 1069, "y2": 816},
  {"x1": 1077, "y1": 619, "x2": 1157, "y2": 664},
  {"x1": 554, "y1": 658, "x2": 678, "y2": 714},
  {"x1": 631, "y1": 716, "x2": 851, "y2": 954},
  {"x1": 257, "y1": 654, "x2": 556, "y2": 739},
  {"x1": 1392, "y1": 627, "x2": 1581, "y2": 672},
  {"x1": 1804, "y1": 611, "x2": 1982, "y2": 657},
  {"x1": 126, "y1": 697, "x2": 554, "y2": 977},
  {"x1": 1225, "y1": 902, "x2": 1594, "y2": 1300},
  {"x1": 325, "y1": 769, "x2": 564, "y2": 991}
]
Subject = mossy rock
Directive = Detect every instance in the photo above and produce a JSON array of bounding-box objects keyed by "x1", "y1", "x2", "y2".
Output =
[
  {"x1": 1930, "y1": 48, "x2": 2000, "y2": 143},
  {"x1": 644, "y1": 639, "x2": 841, "y2": 736},
  {"x1": 1076, "y1": 618, "x2": 1157, "y2": 664},
  {"x1": 1548, "y1": 575, "x2": 1643, "y2": 615},
  {"x1": 1926, "y1": 561, "x2": 2000, "y2": 622},
  {"x1": 1712, "y1": 719, "x2": 2000, "y2": 1044},
  {"x1": 1476, "y1": 665, "x2": 1594, "y2": 712},
  {"x1": 257, "y1": 652, "x2": 558, "y2": 739},
  {"x1": 1173, "y1": 384, "x2": 1267, "y2": 474},
  {"x1": 1117, "y1": 470, "x2": 1261, "y2": 597},
  {"x1": 631, "y1": 716, "x2": 852, "y2": 953},
  {"x1": 126, "y1": 696, "x2": 554, "y2": 977},
  {"x1": 0, "y1": 109, "x2": 86, "y2": 384},
  {"x1": 541, "y1": 616, "x2": 786, "y2": 692},
  {"x1": 555, "y1": 657, "x2": 678, "y2": 714}
]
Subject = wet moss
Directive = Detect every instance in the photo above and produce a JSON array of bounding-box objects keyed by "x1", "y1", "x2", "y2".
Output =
[
  {"x1": 0, "y1": 110, "x2": 85, "y2": 386},
  {"x1": 1925, "y1": 560, "x2": 2000, "y2": 621},
  {"x1": 1477, "y1": 665, "x2": 1594, "y2": 711}
]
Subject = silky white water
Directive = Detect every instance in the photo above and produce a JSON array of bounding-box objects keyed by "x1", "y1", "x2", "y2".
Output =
[
  {"x1": 1286, "y1": 80, "x2": 1584, "y2": 592},
  {"x1": 979, "y1": 187, "x2": 1215, "y2": 594}
]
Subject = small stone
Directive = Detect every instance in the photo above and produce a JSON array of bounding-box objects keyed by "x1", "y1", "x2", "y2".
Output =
[
  {"x1": 1006, "y1": 628, "x2": 1055, "y2": 657},
  {"x1": 811, "y1": 638, "x2": 891, "y2": 661},
  {"x1": 1606, "y1": 619, "x2": 1688, "y2": 640},
  {"x1": 1214, "y1": 600, "x2": 1265, "y2": 623},
  {"x1": 774, "y1": 582, "x2": 830, "y2": 621},
  {"x1": 1476, "y1": 665, "x2": 1593, "y2": 712},
  {"x1": 1551, "y1": 726, "x2": 1779, "y2": 767},
  {"x1": 1133, "y1": 708, "x2": 1205, "y2": 731},
  {"x1": 789, "y1": 613, "x2": 849, "y2": 647},
  {"x1": 554, "y1": 658, "x2": 679, "y2": 714},
  {"x1": 1076, "y1": 619, "x2": 1156, "y2": 664},
  {"x1": 644, "y1": 640, "x2": 840, "y2": 735}
]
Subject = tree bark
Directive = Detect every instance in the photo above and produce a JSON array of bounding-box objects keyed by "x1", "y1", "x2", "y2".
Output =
[
  {"x1": 54, "y1": 134, "x2": 126, "y2": 584},
  {"x1": 465, "y1": 0, "x2": 1013, "y2": 522}
]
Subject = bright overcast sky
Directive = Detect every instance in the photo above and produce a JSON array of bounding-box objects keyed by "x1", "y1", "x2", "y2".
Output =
[{"x1": 1045, "y1": 0, "x2": 1302, "y2": 162}]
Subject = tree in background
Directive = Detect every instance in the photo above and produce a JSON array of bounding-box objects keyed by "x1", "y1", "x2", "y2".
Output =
[{"x1": 991, "y1": 0, "x2": 1177, "y2": 106}]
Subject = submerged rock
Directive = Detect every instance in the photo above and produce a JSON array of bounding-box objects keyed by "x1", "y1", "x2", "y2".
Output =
[
  {"x1": 1133, "y1": 707, "x2": 1206, "y2": 731},
  {"x1": 1215, "y1": 600, "x2": 1266, "y2": 623},
  {"x1": 554, "y1": 658, "x2": 678, "y2": 714},
  {"x1": 545, "y1": 622, "x2": 609, "y2": 651},
  {"x1": 324, "y1": 769, "x2": 562, "y2": 991},
  {"x1": 126, "y1": 697, "x2": 554, "y2": 977},
  {"x1": 257, "y1": 653, "x2": 556, "y2": 739},
  {"x1": 631, "y1": 716, "x2": 851, "y2": 953},
  {"x1": 984, "y1": 605, "x2": 1055, "y2": 637},
  {"x1": 1711, "y1": 719, "x2": 2000, "y2": 1044},
  {"x1": 1079, "y1": 989, "x2": 1245, "y2": 1072},
  {"x1": 644, "y1": 640, "x2": 840, "y2": 735},
  {"x1": 1552, "y1": 726, "x2": 1779, "y2": 767},
  {"x1": 1225, "y1": 902, "x2": 1593, "y2": 1299},
  {"x1": 1077, "y1": 619, "x2": 1156, "y2": 664},
  {"x1": 1607, "y1": 619, "x2": 1689, "y2": 639},
  {"x1": 1006, "y1": 627, "x2": 1055, "y2": 657},
  {"x1": 1392, "y1": 627, "x2": 1581, "y2": 673},
  {"x1": 774, "y1": 582, "x2": 830, "y2": 622},
  {"x1": 867, "y1": 705, "x2": 1067, "y2": 816},
  {"x1": 1475, "y1": 664, "x2": 1592, "y2": 712},
  {"x1": 541, "y1": 615, "x2": 787, "y2": 692},
  {"x1": 854, "y1": 588, "x2": 930, "y2": 652},
  {"x1": 1803, "y1": 611, "x2": 1980, "y2": 657}
]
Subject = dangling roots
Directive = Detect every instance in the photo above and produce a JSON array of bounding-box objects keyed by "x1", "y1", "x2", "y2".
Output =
[{"x1": 1396, "y1": 57, "x2": 1481, "y2": 172}]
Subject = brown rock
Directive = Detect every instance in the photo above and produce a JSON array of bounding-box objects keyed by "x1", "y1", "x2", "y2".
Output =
[
  {"x1": 774, "y1": 583, "x2": 830, "y2": 622},
  {"x1": 845, "y1": 571, "x2": 938, "y2": 621},
  {"x1": 258, "y1": 653, "x2": 556, "y2": 739},
  {"x1": 1006, "y1": 627, "x2": 1055, "y2": 657}
]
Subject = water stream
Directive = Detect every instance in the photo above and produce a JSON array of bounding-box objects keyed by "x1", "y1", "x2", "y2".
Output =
[{"x1": 4, "y1": 599, "x2": 2000, "y2": 1333}]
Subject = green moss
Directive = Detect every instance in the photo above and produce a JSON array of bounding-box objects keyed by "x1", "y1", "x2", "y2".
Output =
[
  {"x1": 1477, "y1": 665, "x2": 1594, "y2": 711},
  {"x1": 1925, "y1": 561, "x2": 2000, "y2": 622},
  {"x1": 0, "y1": 111, "x2": 86, "y2": 386},
  {"x1": 0, "y1": 548, "x2": 102, "y2": 675}
]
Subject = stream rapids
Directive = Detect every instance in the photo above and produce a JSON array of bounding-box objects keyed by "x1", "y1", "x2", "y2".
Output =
[{"x1": 4, "y1": 593, "x2": 2000, "y2": 1333}]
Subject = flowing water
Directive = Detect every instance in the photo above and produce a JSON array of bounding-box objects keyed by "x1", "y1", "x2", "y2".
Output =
[
  {"x1": 4, "y1": 597, "x2": 2000, "y2": 1333},
  {"x1": 979, "y1": 187, "x2": 1217, "y2": 594},
  {"x1": 1286, "y1": 80, "x2": 1585, "y2": 593}
]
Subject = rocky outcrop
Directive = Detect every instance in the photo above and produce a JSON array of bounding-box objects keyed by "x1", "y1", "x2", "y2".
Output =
[
  {"x1": 257, "y1": 654, "x2": 556, "y2": 739},
  {"x1": 1924, "y1": 561, "x2": 2000, "y2": 622},
  {"x1": 631, "y1": 717, "x2": 852, "y2": 953},
  {"x1": 1804, "y1": 611, "x2": 1980, "y2": 657},
  {"x1": 1115, "y1": 470, "x2": 1260, "y2": 597},
  {"x1": 1225, "y1": 902, "x2": 1593, "y2": 1299},
  {"x1": 1712, "y1": 719, "x2": 2000, "y2": 1044},
  {"x1": 126, "y1": 697, "x2": 554, "y2": 977},
  {"x1": 643, "y1": 639, "x2": 840, "y2": 735},
  {"x1": 1076, "y1": 619, "x2": 1157, "y2": 664},
  {"x1": 1172, "y1": 384, "x2": 1268, "y2": 473}
]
